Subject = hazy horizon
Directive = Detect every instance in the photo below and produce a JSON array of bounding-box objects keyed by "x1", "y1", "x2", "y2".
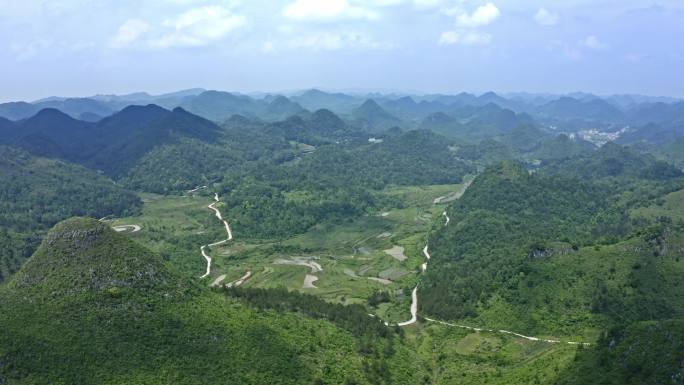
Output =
[
  {"x1": 8, "y1": 87, "x2": 684, "y2": 105},
  {"x1": 2, "y1": 0, "x2": 684, "y2": 102}
]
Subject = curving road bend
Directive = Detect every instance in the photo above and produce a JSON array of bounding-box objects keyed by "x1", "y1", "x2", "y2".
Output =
[
  {"x1": 200, "y1": 193, "x2": 234, "y2": 279},
  {"x1": 392, "y1": 200, "x2": 590, "y2": 345}
]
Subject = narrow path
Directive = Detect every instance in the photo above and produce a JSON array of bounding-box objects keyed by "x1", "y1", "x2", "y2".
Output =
[
  {"x1": 397, "y1": 287, "x2": 418, "y2": 326},
  {"x1": 226, "y1": 271, "x2": 252, "y2": 288},
  {"x1": 391, "y1": 188, "x2": 590, "y2": 345},
  {"x1": 396, "y1": 245, "x2": 431, "y2": 326},
  {"x1": 200, "y1": 193, "x2": 234, "y2": 279},
  {"x1": 188, "y1": 185, "x2": 207, "y2": 193},
  {"x1": 112, "y1": 224, "x2": 142, "y2": 233}
]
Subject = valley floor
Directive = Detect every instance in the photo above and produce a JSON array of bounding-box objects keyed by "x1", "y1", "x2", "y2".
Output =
[{"x1": 106, "y1": 178, "x2": 601, "y2": 384}]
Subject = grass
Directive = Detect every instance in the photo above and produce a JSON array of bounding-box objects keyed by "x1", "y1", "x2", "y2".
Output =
[
  {"x1": 408, "y1": 322, "x2": 580, "y2": 385},
  {"x1": 108, "y1": 183, "x2": 466, "y2": 323},
  {"x1": 631, "y1": 187, "x2": 684, "y2": 222},
  {"x1": 104, "y1": 181, "x2": 604, "y2": 384}
]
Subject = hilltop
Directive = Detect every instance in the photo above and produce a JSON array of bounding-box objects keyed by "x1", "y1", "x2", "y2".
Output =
[{"x1": 0, "y1": 218, "x2": 413, "y2": 385}]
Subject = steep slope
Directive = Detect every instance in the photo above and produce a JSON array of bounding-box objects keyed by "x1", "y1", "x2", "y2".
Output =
[
  {"x1": 263, "y1": 95, "x2": 308, "y2": 120},
  {"x1": 0, "y1": 146, "x2": 141, "y2": 282},
  {"x1": 0, "y1": 218, "x2": 394, "y2": 384},
  {"x1": 3, "y1": 105, "x2": 223, "y2": 184},
  {"x1": 351, "y1": 99, "x2": 402, "y2": 132},
  {"x1": 9, "y1": 108, "x2": 95, "y2": 161},
  {"x1": 87, "y1": 106, "x2": 221, "y2": 177},
  {"x1": 262, "y1": 109, "x2": 361, "y2": 145},
  {"x1": 422, "y1": 157, "x2": 684, "y2": 335}
]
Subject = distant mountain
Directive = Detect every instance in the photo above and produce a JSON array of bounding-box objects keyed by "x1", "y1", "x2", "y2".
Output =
[
  {"x1": 179, "y1": 91, "x2": 307, "y2": 122},
  {"x1": 351, "y1": 99, "x2": 402, "y2": 132},
  {"x1": 34, "y1": 98, "x2": 115, "y2": 119},
  {"x1": 531, "y1": 133, "x2": 596, "y2": 160},
  {"x1": 180, "y1": 90, "x2": 257, "y2": 121},
  {"x1": 263, "y1": 95, "x2": 308, "y2": 120},
  {"x1": 542, "y1": 142, "x2": 683, "y2": 180},
  {"x1": 476, "y1": 91, "x2": 522, "y2": 110},
  {"x1": 499, "y1": 124, "x2": 549, "y2": 153},
  {"x1": 617, "y1": 122, "x2": 684, "y2": 145},
  {"x1": 291, "y1": 89, "x2": 362, "y2": 114},
  {"x1": 90, "y1": 88, "x2": 206, "y2": 103},
  {"x1": 9, "y1": 108, "x2": 94, "y2": 161},
  {"x1": 0, "y1": 98, "x2": 115, "y2": 121},
  {"x1": 626, "y1": 102, "x2": 684, "y2": 125},
  {"x1": 537, "y1": 97, "x2": 625, "y2": 123},
  {"x1": 423, "y1": 92, "x2": 479, "y2": 107},
  {"x1": 419, "y1": 112, "x2": 462, "y2": 134},
  {"x1": 379, "y1": 96, "x2": 445, "y2": 121},
  {"x1": 606, "y1": 94, "x2": 682, "y2": 109},
  {"x1": 0, "y1": 102, "x2": 41, "y2": 121},
  {"x1": 0, "y1": 105, "x2": 221, "y2": 179},
  {"x1": 262, "y1": 109, "x2": 359, "y2": 145},
  {"x1": 0, "y1": 117, "x2": 16, "y2": 140}
]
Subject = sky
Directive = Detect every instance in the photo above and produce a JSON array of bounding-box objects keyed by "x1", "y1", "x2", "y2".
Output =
[{"x1": 1, "y1": 0, "x2": 683, "y2": 102}]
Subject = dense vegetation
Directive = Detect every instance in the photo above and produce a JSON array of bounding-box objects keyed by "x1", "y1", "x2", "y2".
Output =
[
  {"x1": 2, "y1": 89, "x2": 684, "y2": 384},
  {"x1": 223, "y1": 287, "x2": 403, "y2": 384},
  {"x1": 0, "y1": 146, "x2": 140, "y2": 282},
  {"x1": 0, "y1": 218, "x2": 415, "y2": 385},
  {"x1": 218, "y1": 129, "x2": 473, "y2": 239},
  {"x1": 422, "y1": 148, "x2": 684, "y2": 332}
]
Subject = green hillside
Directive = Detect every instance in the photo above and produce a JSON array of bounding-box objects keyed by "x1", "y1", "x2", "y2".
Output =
[
  {"x1": 422, "y1": 154, "x2": 684, "y2": 334},
  {"x1": 0, "y1": 218, "x2": 416, "y2": 385},
  {"x1": 0, "y1": 146, "x2": 141, "y2": 282}
]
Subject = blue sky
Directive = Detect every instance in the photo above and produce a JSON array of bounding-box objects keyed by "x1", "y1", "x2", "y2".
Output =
[{"x1": 1, "y1": 0, "x2": 683, "y2": 101}]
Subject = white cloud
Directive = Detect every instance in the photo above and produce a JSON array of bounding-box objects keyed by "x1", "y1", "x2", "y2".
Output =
[
  {"x1": 439, "y1": 30, "x2": 491, "y2": 46},
  {"x1": 534, "y1": 8, "x2": 558, "y2": 26},
  {"x1": 264, "y1": 31, "x2": 392, "y2": 52},
  {"x1": 581, "y1": 35, "x2": 608, "y2": 50},
  {"x1": 283, "y1": 0, "x2": 377, "y2": 21},
  {"x1": 110, "y1": 5, "x2": 246, "y2": 49},
  {"x1": 354, "y1": 0, "x2": 443, "y2": 7},
  {"x1": 110, "y1": 19, "x2": 151, "y2": 48},
  {"x1": 455, "y1": 2, "x2": 500, "y2": 28},
  {"x1": 159, "y1": 5, "x2": 246, "y2": 45}
]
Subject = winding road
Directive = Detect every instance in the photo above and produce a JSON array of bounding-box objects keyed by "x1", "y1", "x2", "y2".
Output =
[
  {"x1": 390, "y1": 189, "x2": 589, "y2": 346},
  {"x1": 112, "y1": 224, "x2": 142, "y2": 233},
  {"x1": 199, "y1": 193, "x2": 237, "y2": 280}
]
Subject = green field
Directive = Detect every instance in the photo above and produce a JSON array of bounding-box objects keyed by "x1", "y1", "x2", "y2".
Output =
[{"x1": 108, "y1": 183, "x2": 467, "y2": 323}]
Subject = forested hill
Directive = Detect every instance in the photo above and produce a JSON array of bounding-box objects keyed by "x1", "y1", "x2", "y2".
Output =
[
  {"x1": 0, "y1": 146, "x2": 141, "y2": 283},
  {"x1": 219, "y1": 129, "x2": 474, "y2": 239},
  {"x1": 0, "y1": 218, "x2": 413, "y2": 385},
  {"x1": 0, "y1": 105, "x2": 221, "y2": 179},
  {"x1": 420, "y1": 151, "x2": 684, "y2": 384}
]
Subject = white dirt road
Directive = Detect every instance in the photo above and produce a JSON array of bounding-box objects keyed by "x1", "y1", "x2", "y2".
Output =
[
  {"x1": 112, "y1": 224, "x2": 142, "y2": 233},
  {"x1": 199, "y1": 193, "x2": 233, "y2": 279}
]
